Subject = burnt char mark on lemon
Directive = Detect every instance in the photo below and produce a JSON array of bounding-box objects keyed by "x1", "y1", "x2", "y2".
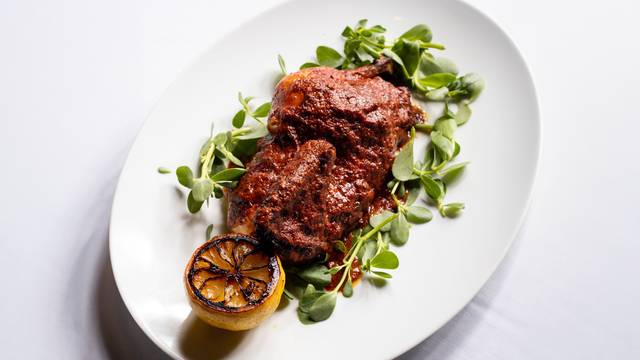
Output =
[{"x1": 186, "y1": 234, "x2": 280, "y2": 313}]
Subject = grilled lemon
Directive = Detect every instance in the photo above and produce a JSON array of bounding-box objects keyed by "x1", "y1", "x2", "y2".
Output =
[{"x1": 184, "y1": 233, "x2": 285, "y2": 331}]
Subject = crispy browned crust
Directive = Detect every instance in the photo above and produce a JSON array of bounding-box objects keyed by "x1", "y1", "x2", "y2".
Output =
[{"x1": 228, "y1": 59, "x2": 424, "y2": 264}]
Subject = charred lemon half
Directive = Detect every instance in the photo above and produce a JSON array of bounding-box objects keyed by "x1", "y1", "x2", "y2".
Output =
[{"x1": 184, "y1": 234, "x2": 285, "y2": 331}]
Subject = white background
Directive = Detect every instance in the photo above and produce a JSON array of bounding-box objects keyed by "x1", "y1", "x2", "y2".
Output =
[{"x1": 1, "y1": 0, "x2": 638, "y2": 359}]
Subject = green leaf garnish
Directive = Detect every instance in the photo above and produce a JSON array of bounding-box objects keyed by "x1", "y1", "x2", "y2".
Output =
[
  {"x1": 399, "y1": 24, "x2": 433, "y2": 42},
  {"x1": 252, "y1": 102, "x2": 272, "y2": 118},
  {"x1": 308, "y1": 292, "x2": 337, "y2": 321},
  {"x1": 191, "y1": 178, "x2": 213, "y2": 202},
  {"x1": 405, "y1": 205, "x2": 433, "y2": 224},
  {"x1": 370, "y1": 250, "x2": 399, "y2": 269},
  {"x1": 232, "y1": 109, "x2": 246, "y2": 128},
  {"x1": 390, "y1": 213, "x2": 410, "y2": 245},
  {"x1": 440, "y1": 162, "x2": 468, "y2": 185},
  {"x1": 205, "y1": 224, "x2": 213, "y2": 240},
  {"x1": 176, "y1": 166, "x2": 194, "y2": 188},
  {"x1": 441, "y1": 202, "x2": 465, "y2": 217},
  {"x1": 316, "y1": 46, "x2": 344, "y2": 68},
  {"x1": 300, "y1": 62, "x2": 320, "y2": 69},
  {"x1": 418, "y1": 73, "x2": 457, "y2": 89},
  {"x1": 277, "y1": 54, "x2": 287, "y2": 75},
  {"x1": 372, "y1": 271, "x2": 392, "y2": 279},
  {"x1": 431, "y1": 131, "x2": 455, "y2": 160},
  {"x1": 186, "y1": 191, "x2": 203, "y2": 214},
  {"x1": 342, "y1": 277, "x2": 353, "y2": 298},
  {"x1": 392, "y1": 129, "x2": 415, "y2": 181},
  {"x1": 296, "y1": 264, "x2": 332, "y2": 287},
  {"x1": 455, "y1": 101, "x2": 472, "y2": 126},
  {"x1": 210, "y1": 168, "x2": 247, "y2": 182},
  {"x1": 369, "y1": 209, "x2": 395, "y2": 232}
]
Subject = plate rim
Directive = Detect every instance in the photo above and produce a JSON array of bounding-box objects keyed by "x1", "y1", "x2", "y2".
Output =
[{"x1": 109, "y1": 0, "x2": 541, "y2": 358}]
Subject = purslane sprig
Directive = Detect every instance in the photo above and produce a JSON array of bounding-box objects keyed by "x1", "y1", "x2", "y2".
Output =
[
  {"x1": 302, "y1": 19, "x2": 484, "y2": 105},
  {"x1": 295, "y1": 213, "x2": 399, "y2": 322},
  {"x1": 285, "y1": 20, "x2": 482, "y2": 324},
  {"x1": 160, "y1": 93, "x2": 270, "y2": 214}
]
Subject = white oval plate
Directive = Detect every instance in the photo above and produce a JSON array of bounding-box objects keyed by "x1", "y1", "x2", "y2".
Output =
[{"x1": 110, "y1": 0, "x2": 539, "y2": 358}]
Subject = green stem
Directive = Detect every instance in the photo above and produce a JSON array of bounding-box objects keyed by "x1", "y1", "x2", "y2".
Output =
[
  {"x1": 438, "y1": 203, "x2": 445, "y2": 217},
  {"x1": 251, "y1": 116, "x2": 265, "y2": 126},
  {"x1": 332, "y1": 213, "x2": 399, "y2": 293},
  {"x1": 199, "y1": 142, "x2": 216, "y2": 178},
  {"x1": 391, "y1": 192, "x2": 404, "y2": 211},
  {"x1": 420, "y1": 42, "x2": 445, "y2": 50},
  {"x1": 374, "y1": 232, "x2": 384, "y2": 258},
  {"x1": 231, "y1": 127, "x2": 251, "y2": 137},
  {"x1": 431, "y1": 159, "x2": 449, "y2": 172},
  {"x1": 358, "y1": 35, "x2": 386, "y2": 50},
  {"x1": 415, "y1": 123, "x2": 433, "y2": 133},
  {"x1": 413, "y1": 167, "x2": 434, "y2": 176},
  {"x1": 390, "y1": 181, "x2": 400, "y2": 196}
]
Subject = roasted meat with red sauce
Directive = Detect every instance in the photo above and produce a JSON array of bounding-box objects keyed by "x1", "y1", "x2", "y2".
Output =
[{"x1": 227, "y1": 58, "x2": 424, "y2": 264}]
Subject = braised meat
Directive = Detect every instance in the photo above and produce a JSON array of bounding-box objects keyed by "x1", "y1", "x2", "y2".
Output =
[{"x1": 227, "y1": 58, "x2": 424, "y2": 264}]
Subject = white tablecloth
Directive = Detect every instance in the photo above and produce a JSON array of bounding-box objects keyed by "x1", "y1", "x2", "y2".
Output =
[{"x1": 1, "y1": 0, "x2": 638, "y2": 358}]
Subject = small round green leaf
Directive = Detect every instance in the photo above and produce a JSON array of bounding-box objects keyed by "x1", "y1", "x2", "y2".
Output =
[
  {"x1": 297, "y1": 264, "x2": 332, "y2": 287},
  {"x1": 252, "y1": 102, "x2": 272, "y2": 118},
  {"x1": 420, "y1": 175, "x2": 443, "y2": 202},
  {"x1": 213, "y1": 132, "x2": 227, "y2": 146},
  {"x1": 442, "y1": 202, "x2": 465, "y2": 217},
  {"x1": 405, "y1": 180, "x2": 422, "y2": 205},
  {"x1": 434, "y1": 118, "x2": 457, "y2": 140},
  {"x1": 176, "y1": 166, "x2": 194, "y2": 188},
  {"x1": 342, "y1": 277, "x2": 353, "y2": 298},
  {"x1": 369, "y1": 210, "x2": 395, "y2": 232},
  {"x1": 426, "y1": 87, "x2": 449, "y2": 101},
  {"x1": 187, "y1": 191, "x2": 203, "y2": 214},
  {"x1": 308, "y1": 292, "x2": 337, "y2": 322},
  {"x1": 299, "y1": 285, "x2": 323, "y2": 312},
  {"x1": 372, "y1": 271, "x2": 392, "y2": 279},
  {"x1": 391, "y1": 39, "x2": 421, "y2": 75},
  {"x1": 232, "y1": 109, "x2": 246, "y2": 128},
  {"x1": 210, "y1": 167, "x2": 247, "y2": 182},
  {"x1": 157, "y1": 167, "x2": 171, "y2": 174},
  {"x1": 440, "y1": 162, "x2": 468, "y2": 185},
  {"x1": 370, "y1": 250, "x2": 399, "y2": 269},
  {"x1": 431, "y1": 131, "x2": 455, "y2": 159},
  {"x1": 461, "y1": 73, "x2": 485, "y2": 102},
  {"x1": 316, "y1": 46, "x2": 344, "y2": 68},
  {"x1": 456, "y1": 101, "x2": 472, "y2": 126},
  {"x1": 405, "y1": 205, "x2": 433, "y2": 224},
  {"x1": 392, "y1": 139, "x2": 415, "y2": 181},
  {"x1": 192, "y1": 178, "x2": 213, "y2": 202},
  {"x1": 434, "y1": 57, "x2": 459, "y2": 75},
  {"x1": 418, "y1": 73, "x2": 457, "y2": 89},
  {"x1": 399, "y1": 24, "x2": 433, "y2": 42},
  {"x1": 390, "y1": 214, "x2": 410, "y2": 245}
]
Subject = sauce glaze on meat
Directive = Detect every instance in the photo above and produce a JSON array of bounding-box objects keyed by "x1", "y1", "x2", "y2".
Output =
[{"x1": 227, "y1": 58, "x2": 424, "y2": 264}]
